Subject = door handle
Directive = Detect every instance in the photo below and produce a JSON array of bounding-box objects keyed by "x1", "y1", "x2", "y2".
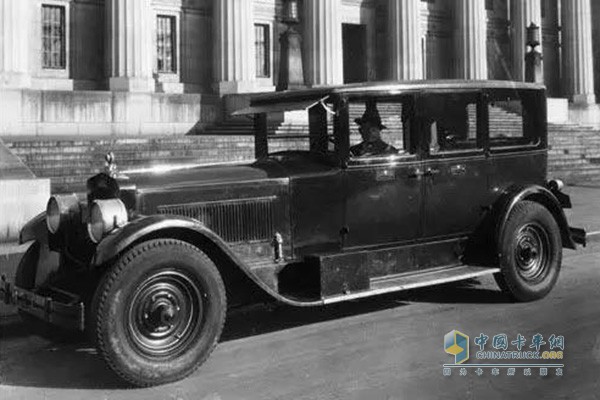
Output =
[
  {"x1": 424, "y1": 167, "x2": 441, "y2": 177},
  {"x1": 450, "y1": 164, "x2": 466, "y2": 176},
  {"x1": 408, "y1": 167, "x2": 424, "y2": 179}
]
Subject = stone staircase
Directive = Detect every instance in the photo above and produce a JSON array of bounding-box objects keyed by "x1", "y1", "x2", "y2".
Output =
[
  {"x1": 548, "y1": 123, "x2": 600, "y2": 184},
  {"x1": 3, "y1": 104, "x2": 600, "y2": 194},
  {"x1": 2, "y1": 135, "x2": 257, "y2": 193}
]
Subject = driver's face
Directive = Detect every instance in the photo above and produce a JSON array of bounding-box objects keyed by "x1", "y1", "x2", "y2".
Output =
[
  {"x1": 358, "y1": 122, "x2": 379, "y2": 141},
  {"x1": 358, "y1": 122, "x2": 370, "y2": 139}
]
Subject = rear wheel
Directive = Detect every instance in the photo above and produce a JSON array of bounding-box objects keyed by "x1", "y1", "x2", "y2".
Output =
[
  {"x1": 494, "y1": 201, "x2": 562, "y2": 302},
  {"x1": 92, "y1": 239, "x2": 226, "y2": 387}
]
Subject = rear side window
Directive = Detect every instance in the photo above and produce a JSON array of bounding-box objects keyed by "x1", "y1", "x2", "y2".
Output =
[
  {"x1": 488, "y1": 94, "x2": 540, "y2": 149},
  {"x1": 418, "y1": 93, "x2": 482, "y2": 155}
]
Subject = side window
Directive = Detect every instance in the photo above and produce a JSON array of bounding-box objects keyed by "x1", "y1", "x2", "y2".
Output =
[
  {"x1": 348, "y1": 98, "x2": 415, "y2": 159},
  {"x1": 420, "y1": 94, "x2": 481, "y2": 154},
  {"x1": 488, "y1": 96, "x2": 539, "y2": 148}
]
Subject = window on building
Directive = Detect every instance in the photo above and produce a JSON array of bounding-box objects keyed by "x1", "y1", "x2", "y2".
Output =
[
  {"x1": 255, "y1": 24, "x2": 270, "y2": 78},
  {"x1": 485, "y1": 0, "x2": 494, "y2": 11},
  {"x1": 157, "y1": 15, "x2": 177, "y2": 73},
  {"x1": 42, "y1": 5, "x2": 66, "y2": 69}
]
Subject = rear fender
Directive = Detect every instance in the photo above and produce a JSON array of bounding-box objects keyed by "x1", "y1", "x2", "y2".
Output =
[{"x1": 495, "y1": 184, "x2": 576, "y2": 250}]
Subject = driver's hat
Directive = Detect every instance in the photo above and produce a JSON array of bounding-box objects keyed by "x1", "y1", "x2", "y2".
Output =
[{"x1": 354, "y1": 103, "x2": 387, "y2": 130}]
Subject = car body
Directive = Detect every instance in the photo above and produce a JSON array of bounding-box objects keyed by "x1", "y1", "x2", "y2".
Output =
[{"x1": 1, "y1": 80, "x2": 586, "y2": 386}]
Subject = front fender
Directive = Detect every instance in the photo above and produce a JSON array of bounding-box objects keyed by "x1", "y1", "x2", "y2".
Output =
[
  {"x1": 93, "y1": 215, "x2": 229, "y2": 266},
  {"x1": 91, "y1": 215, "x2": 319, "y2": 307},
  {"x1": 495, "y1": 184, "x2": 576, "y2": 250},
  {"x1": 19, "y1": 212, "x2": 48, "y2": 245}
]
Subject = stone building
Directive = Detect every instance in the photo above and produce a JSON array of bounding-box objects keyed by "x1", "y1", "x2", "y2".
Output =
[
  {"x1": 0, "y1": 0, "x2": 599, "y2": 134},
  {"x1": 2, "y1": 0, "x2": 600, "y2": 242}
]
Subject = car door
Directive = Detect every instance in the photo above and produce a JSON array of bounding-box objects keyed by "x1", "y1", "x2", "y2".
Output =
[
  {"x1": 343, "y1": 152, "x2": 423, "y2": 249},
  {"x1": 419, "y1": 92, "x2": 489, "y2": 241},
  {"x1": 343, "y1": 97, "x2": 423, "y2": 249}
]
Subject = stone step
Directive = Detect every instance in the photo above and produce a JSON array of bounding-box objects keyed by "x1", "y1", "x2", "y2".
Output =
[
  {"x1": 4, "y1": 134, "x2": 254, "y2": 143},
  {"x1": 8, "y1": 141, "x2": 254, "y2": 156},
  {"x1": 551, "y1": 161, "x2": 600, "y2": 168},
  {"x1": 5, "y1": 111, "x2": 600, "y2": 193}
]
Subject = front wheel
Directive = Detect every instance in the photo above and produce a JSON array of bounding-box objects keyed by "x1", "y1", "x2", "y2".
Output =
[
  {"x1": 92, "y1": 239, "x2": 226, "y2": 387},
  {"x1": 494, "y1": 200, "x2": 562, "y2": 302}
]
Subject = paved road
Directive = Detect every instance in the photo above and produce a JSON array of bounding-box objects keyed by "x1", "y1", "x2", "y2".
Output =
[{"x1": 1, "y1": 243, "x2": 599, "y2": 400}]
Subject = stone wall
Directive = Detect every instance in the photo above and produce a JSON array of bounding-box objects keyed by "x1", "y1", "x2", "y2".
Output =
[
  {"x1": 486, "y1": 0, "x2": 511, "y2": 80},
  {"x1": 0, "y1": 138, "x2": 50, "y2": 243},
  {"x1": 542, "y1": 0, "x2": 561, "y2": 97},
  {"x1": 421, "y1": 1, "x2": 455, "y2": 79},
  {"x1": 0, "y1": 90, "x2": 221, "y2": 136},
  {"x1": 592, "y1": 0, "x2": 600, "y2": 101}
]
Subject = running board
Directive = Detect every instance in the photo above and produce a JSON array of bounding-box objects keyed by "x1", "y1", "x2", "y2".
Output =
[{"x1": 322, "y1": 265, "x2": 500, "y2": 304}]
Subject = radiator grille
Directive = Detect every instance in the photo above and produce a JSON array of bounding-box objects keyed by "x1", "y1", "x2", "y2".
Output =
[{"x1": 157, "y1": 196, "x2": 276, "y2": 243}]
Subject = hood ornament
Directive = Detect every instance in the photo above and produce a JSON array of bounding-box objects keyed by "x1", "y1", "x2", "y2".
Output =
[
  {"x1": 104, "y1": 152, "x2": 118, "y2": 178},
  {"x1": 104, "y1": 152, "x2": 130, "y2": 181}
]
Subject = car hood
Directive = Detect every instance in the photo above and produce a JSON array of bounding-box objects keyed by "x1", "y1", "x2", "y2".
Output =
[
  {"x1": 116, "y1": 152, "x2": 340, "y2": 192},
  {"x1": 117, "y1": 161, "x2": 288, "y2": 191}
]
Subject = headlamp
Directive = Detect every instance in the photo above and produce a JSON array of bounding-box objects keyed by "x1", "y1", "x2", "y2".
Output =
[
  {"x1": 87, "y1": 199, "x2": 128, "y2": 243},
  {"x1": 46, "y1": 194, "x2": 80, "y2": 234}
]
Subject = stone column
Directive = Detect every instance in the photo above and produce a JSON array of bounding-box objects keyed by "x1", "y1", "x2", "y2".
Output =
[
  {"x1": 106, "y1": 0, "x2": 154, "y2": 92},
  {"x1": 455, "y1": 0, "x2": 487, "y2": 79},
  {"x1": 303, "y1": 0, "x2": 343, "y2": 86},
  {"x1": 388, "y1": 0, "x2": 422, "y2": 80},
  {"x1": 0, "y1": 0, "x2": 30, "y2": 88},
  {"x1": 510, "y1": 0, "x2": 542, "y2": 82},
  {"x1": 213, "y1": 0, "x2": 256, "y2": 94},
  {"x1": 561, "y1": 0, "x2": 596, "y2": 104}
]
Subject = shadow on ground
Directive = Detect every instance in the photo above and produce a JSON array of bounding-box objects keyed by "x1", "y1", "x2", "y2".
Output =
[{"x1": 0, "y1": 278, "x2": 510, "y2": 390}]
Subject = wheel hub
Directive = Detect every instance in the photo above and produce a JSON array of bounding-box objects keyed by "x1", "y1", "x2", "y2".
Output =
[
  {"x1": 128, "y1": 270, "x2": 204, "y2": 357},
  {"x1": 514, "y1": 223, "x2": 550, "y2": 281},
  {"x1": 145, "y1": 299, "x2": 178, "y2": 331}
]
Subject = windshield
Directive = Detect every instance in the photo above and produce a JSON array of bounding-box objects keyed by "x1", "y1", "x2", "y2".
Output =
[{"x1": 238, "y1": 97, "x2": 338, "y2": 158}]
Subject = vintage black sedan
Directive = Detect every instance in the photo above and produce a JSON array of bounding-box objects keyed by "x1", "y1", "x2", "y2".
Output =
[{"x1": 1, "y1": 81, "x2": 586, "y2": 386}]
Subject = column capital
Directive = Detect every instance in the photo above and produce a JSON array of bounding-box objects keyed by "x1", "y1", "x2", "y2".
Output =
[
  {"x1": 0, "y1": 0, "x2": 31, "y2": 89},
  {"x1": 561, "y1": 0, "x2": 596, "y2": 105},
  {"x1": 106, "y1": 0, "x2": 154, "y2": 92},
  {"x1": 303, "y1": 0, "x2": 343, "y2": 86},
  {"x1": 388, "y1": 0, "x2": 423, "y2": 81},
  {"x1": 455, "y1": 0, "x2": 487, "y2": 80},
  {"x1": 213, "y1": 0, "x2": 261, "y2": 95}
]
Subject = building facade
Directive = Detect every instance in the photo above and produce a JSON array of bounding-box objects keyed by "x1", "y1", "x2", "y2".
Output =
[{"x1": 1, "y1": 0, "x2": 599, "y2": 135}]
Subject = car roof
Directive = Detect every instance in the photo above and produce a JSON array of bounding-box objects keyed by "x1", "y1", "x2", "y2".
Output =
[{"x1": 250, "y1": 80, "x2": 545, "y2": 105}]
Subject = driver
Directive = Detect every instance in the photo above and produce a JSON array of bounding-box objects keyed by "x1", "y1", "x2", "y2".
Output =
[{"x1": 350, "y1": 107, "x2": 397, "y2": 157}]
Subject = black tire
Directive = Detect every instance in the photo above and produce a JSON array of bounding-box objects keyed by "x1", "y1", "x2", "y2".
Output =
[
  {"x1": 92, "y1": 239, "x2": 227, "y2": 387},
  {"x1": 494, "y1": 200, "x2": 562, "y2": 302}
]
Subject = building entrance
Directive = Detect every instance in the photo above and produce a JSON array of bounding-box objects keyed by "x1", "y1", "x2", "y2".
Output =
[{"x1": 342, "y1": 23, "x2": 367, "y2": 83}]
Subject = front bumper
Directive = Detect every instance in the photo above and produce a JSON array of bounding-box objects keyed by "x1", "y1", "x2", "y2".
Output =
[{"x1": 0, "y1": 276, "x2": 85, "y2": 331}]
